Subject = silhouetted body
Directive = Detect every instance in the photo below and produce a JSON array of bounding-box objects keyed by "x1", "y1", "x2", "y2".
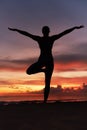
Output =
[{"x1": 8, "y1": 25, "x2": 84, "y2": 103}]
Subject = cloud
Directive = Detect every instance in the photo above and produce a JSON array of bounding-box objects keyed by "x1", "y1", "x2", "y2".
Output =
[
  {"x1": 54, "y1": 42, "x2": 87, "y2": 62},
  {"x1": 1, "y1": 52, "x2": 87, "y2": 73},
  {"x1": 0, "y1": 80, "x2": 15, "y2": 86},
  {"x1": 0, "y1": 57, "x2": 36, "y2": 65},
  {"x1": 0, "y1": 80, "x2": 10, "y2": 85},
  {"x1": 0, "y1": 57, "x2": 37, "y2": 71},
  {"x1": 29, "y1": 84, "x2": 87, "y2": 97},
  {"x1": 1, "y1": 42, "x2": 87, "y2": 72},
  {"x1": 54, "y1": 53, "x2": 87, "y2": 64},
  {"x1": 71, "y1": 42, "x2": 87, "y2": 55}
]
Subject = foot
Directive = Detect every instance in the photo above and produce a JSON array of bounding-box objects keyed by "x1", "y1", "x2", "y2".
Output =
[{"x1": 43, "y1": 100, "x2": 47, "y2": 103}]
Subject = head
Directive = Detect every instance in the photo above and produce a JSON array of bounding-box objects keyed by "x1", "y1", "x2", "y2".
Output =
[{"x1": 42, "y1": 26, "x2": 50, "y2": 36}]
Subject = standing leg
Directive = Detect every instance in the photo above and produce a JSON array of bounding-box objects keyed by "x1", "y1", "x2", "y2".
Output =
[{"x1": 44, "y1": 65, "x2": 53, "y2": 103}]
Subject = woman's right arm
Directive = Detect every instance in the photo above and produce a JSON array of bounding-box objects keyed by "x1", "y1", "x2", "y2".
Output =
[{"x1": 8, "y1": 27, "x2": 40, "y2": 41}]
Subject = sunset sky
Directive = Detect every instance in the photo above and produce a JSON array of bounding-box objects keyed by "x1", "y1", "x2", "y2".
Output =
[{"x1": 0, "y1": 0, "x2": 87, "y2": 96}]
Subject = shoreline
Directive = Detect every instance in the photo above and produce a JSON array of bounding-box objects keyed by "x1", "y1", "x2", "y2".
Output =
[{"x1": 0, "y1": 99, "x2": 87, "y2": 106}]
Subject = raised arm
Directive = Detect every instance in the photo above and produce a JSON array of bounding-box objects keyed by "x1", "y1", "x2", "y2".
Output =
[
  {"x1": 8, "y1": 27, "x2": 40, "y2": 41},
  {"x1": 51, "y1": 25, "x2": 84, "y2": 41}
]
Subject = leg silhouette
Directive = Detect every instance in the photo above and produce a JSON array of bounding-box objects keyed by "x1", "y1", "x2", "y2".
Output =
[
  {"x1": 26, "y1": 61, "x2": 54, "y2": 103},
  {"x1": 44, "y1": 65, "x2": 53, "y2": 103},
  {"x1": 26, "y1": 62, "x2": 44, "y2": 75}
]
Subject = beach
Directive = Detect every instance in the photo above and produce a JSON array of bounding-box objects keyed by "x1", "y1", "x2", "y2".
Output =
[{"x1": 0, "y1": 101, "x2": 87, "y2": 130}]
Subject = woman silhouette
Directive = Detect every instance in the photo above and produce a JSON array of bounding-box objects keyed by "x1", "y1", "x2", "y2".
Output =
[{"x1": 8, "y1": 25, "x2": 84, "y2": 102}]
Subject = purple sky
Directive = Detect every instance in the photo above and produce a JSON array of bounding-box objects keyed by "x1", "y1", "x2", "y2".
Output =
[{"x1": 0, "y1": 0, "x2": 87, "y2": 60}]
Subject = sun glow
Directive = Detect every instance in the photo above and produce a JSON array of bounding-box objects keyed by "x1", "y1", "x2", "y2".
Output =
[
  {"x1": 0, "y1": 84, "x2": 44, "y2": 95},
  {"x1": 1, "y1": 67, "x2": 87, "y2": 95},
  {"x1": 62, "y1": 83, "x2": 81, "y2": 90},
  {"x1": 18, "y1": 85, "x2": 44, "y2": 92}
]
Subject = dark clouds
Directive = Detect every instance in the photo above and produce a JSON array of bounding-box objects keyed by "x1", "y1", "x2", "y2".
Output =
[
  {"x1": 0, "y1": 49, "x2": 87, "y2": 72},
  {"x1": 54, "y1": 41, "x2": 87, "y2": 64},
  {"x1": 55, "y1": 54, "x2": 87, "y2": 64},
  {"x1": 0, "y1": 57, "x2": 37, "y2": 71},
  {"x1": 68, "y1": 42, "x2": 87, "y2": 55}
]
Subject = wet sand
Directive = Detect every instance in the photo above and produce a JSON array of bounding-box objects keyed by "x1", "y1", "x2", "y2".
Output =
[{"x1": 0, "y1": 101, "x2": 87, "y2": 130}]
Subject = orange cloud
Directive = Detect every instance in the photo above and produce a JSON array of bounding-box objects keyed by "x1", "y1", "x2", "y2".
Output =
[{"x1": 55, "y1": 61, "x2": 87, "y2": 72}]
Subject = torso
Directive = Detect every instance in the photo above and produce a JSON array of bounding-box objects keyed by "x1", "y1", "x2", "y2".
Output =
[{"x1": 37, "y1": 36, "x2": 54, "y2": 64}]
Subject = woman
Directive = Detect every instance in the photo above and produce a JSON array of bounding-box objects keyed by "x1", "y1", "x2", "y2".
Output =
[{"x1": 8, "y1": 25, "x2": 84, "y2": 102}]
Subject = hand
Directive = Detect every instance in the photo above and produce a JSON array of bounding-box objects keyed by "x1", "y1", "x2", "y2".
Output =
[
  {"x1": 8, "y1": 27, "x2": 17, "y2": 31},
  {"x1": 75, "y1": 25, "x2": 84, "y2": 29}
]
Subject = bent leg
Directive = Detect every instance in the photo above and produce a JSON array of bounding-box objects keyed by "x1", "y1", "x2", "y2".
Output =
[{"x1": 26, "y1": 62, "x2": 44, "y2": 75}]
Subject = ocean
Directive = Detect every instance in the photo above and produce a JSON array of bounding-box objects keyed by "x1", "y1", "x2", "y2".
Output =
[{"x1": 0, "y1": 94, "x2": 87, "y2": 102}]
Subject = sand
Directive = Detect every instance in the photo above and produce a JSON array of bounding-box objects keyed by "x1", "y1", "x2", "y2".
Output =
[{"x1": 0, "y1": 101, "x2": 87, "y2": 130}]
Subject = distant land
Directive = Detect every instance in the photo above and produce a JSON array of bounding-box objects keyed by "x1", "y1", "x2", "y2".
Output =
[{"x1": 0, "y1": 83, "x2": 87, "y2": 102}]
